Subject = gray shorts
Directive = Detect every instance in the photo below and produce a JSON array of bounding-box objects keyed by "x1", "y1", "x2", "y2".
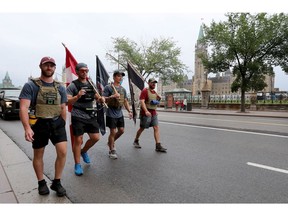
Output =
[{"x1": 140, "y1": 114, "x2": 158, "y2": 129}]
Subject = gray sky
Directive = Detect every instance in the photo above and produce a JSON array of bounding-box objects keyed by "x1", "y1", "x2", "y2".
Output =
[{"x1": 1, "y1": 0, "x2": 287, "y2": 91}]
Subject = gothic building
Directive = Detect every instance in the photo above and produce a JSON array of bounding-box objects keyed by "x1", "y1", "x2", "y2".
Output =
[
  {"x1": 191, "y1": 24, "x2": 274, "y2": 97},
  {"x1": 157, "y1": 24, "x2": 275, "y2": 100},
  {"x1": 0, "y1": 71, "x2": 15, "y2": 88}
]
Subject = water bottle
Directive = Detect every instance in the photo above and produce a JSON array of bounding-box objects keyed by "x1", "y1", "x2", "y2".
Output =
[{"x1": 29, "y1": 111, "x2": 38, "y2": 126}]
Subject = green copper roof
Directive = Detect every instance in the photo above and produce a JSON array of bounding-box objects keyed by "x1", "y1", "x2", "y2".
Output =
[{"x1": 198, "y1": 24, "x2": 204, "y2": 41}]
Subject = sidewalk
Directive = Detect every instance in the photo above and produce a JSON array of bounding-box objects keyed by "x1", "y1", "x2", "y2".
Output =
[
  {"x1": 0, "y1": 129, "x2": 71, "y2": 203},
  {"x1": 0, "y1": 108, "x2": 287, "y2": 203}
]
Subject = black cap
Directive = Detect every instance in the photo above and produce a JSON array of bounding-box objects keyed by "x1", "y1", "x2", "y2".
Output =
[
  {"x1": 75, "y1": 63, "x2": 88, "y2": 71},
  {"x1": 113, "y1": 70, "x2": 125, "y2": 77}
]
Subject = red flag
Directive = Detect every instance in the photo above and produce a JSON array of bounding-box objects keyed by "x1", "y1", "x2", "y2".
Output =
[
  {"x1": 62, "y1": 43, "x2": 78, "y2": 147},
  {"x1": 63, "y1": 43, "x2": 78, "y2": 85}
]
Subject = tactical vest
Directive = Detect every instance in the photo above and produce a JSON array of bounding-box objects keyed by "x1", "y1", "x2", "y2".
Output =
[
  {"x1": 72, "y1": 80, "x2": 95, "y2": 103},
  {"x1": 72, "y1": 80, "x2": 96, "y2": 114},
  {"x1": 145, "y1": 88, "x2": 157, "y2": 110},
  {"x1": 32, "y1": 78, "x2": 62, "y2": 118},
  {"x1": 107, "y1": 85, "x2": 125, "y2": 109}
]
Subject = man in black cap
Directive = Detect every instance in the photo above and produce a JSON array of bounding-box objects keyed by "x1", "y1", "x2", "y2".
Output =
[
  {"x1": 66, "y1": 63, "x2": 105, "y2": 176},
  {"x1": 103, "y1": 70, "x2": 132, "y2": 159},
  {"x1": 133, "y1": 78, "x2": 167, "y2": 152}
]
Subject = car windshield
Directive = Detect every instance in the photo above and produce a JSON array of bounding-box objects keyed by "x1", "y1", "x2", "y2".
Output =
[{"x1": 4, "y1": 89, "x2": 21, "y2": 98}]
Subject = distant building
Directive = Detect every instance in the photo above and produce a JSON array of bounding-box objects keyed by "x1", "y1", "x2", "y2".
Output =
[
  {"x1": 0, "y1": 71, "x2": 15, "y2": 88},
  {"x1": 158, "y1": 24, "x2": 275, "y2": 99}
]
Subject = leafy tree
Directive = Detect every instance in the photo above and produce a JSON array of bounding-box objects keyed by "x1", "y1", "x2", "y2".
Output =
[
  {"x1": 106, "y1": 37, "x2": 188, "y2": 85},
  {"x1": 200, "y1": 13, "x2": 288, "y2": 112}
]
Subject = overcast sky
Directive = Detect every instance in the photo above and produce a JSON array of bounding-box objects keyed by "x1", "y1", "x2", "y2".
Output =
[{"x1": 0, "y1": 0, "x2": 287, "y2": 91}]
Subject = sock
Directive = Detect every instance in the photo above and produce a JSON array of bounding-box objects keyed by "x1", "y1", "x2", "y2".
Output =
[
  {"x1": 53, "y1": 179, "x2": 60, "y2": 184},
  {"x1": 38, "y1": 179, "x2": 46, "y2": 185}
]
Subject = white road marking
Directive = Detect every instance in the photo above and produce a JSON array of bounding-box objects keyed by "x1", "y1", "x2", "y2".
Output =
[
  {"x1": 247, "y1": 162, "x2": 288, "y2": 174},
  {"x1": 160, "y1": 112, "x2": 288, "y2": 127},
  {"x1": 161, "y1": 121, "x2": 288, "y2": 139}
]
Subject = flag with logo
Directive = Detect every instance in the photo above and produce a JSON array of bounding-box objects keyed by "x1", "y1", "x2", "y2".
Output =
[
  {"x1": 96, "y1": 56, "x2": 110, "y2": 135},
  {"x1": 62, "y1": 43, "x2": 78, "y2": 146},
  {"x1": 127, "y1": 62, "x2": 145, "y2": 124}
]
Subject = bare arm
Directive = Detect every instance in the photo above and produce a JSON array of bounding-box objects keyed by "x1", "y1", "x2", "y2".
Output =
[
  {"x1": 124, "y1": 98, "x2": 132, "y2": 119},
  {"x1": 67, "y1": 90, "x2": 84, "y2": 105},
  {"x1": 140, "y1": 99, "x2": 151, "y2": 117},
  {"x1": 60, "y1": 103, "x2": 66, "y2": 121},
  {"x1": 19, "y1": 99, "x2": 34, "y2": 142}
]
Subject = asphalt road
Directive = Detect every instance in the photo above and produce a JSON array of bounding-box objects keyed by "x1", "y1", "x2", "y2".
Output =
[{"x1": 1, "y1": 112, "x2": 288, "y2": 203}]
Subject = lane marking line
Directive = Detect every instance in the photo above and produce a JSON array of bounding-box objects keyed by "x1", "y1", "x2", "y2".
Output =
[
  {"x1": 247, "y1": 162, "x2": 288, "y2": 174},
  {"x1": 161, "y1": 121, "x2": 288, "y2": 139},
  {"x1": 160, "y1": 112, "x2": 288, "y2": 127}
]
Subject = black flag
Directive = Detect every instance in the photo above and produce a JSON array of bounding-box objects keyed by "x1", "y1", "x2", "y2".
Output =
[
  {"x1": 96, "y1": 56, "x2": 110, "y2": 135},
  {"x1": 127, "y1": 63, "x2": 145, "y2": 90},
  {"x1": 127, "y1": 62, "x2": 145, "y2": 124}
]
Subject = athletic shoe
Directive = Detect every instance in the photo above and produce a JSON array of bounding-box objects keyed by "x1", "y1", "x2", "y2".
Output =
[
  {"x1": 81, "y1": 151, "x2": 91, "y2": 164},
  {"x1": 50, "y1": 181, "x2": 66, "y2": 197},
  {"x1": 38, "y1": 180, "x2": 49, "y2": 195},
  {"x1": 109, "y1": 149, "x2": 118, "y2": 159},
  {"x1": 155, "y1": 143, "x2": 167, "y2": 153},
  {"x1": 133, "y1": 140, "x2": 142, "y2": 149},
  {"x1": 74, "y1": 163, "x2": 83, "y2": 176}
]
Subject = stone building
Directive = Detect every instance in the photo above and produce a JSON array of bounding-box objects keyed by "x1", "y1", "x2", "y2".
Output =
[
  {"x1": 151, "y1": 24, "x2": 275, "y2": 101},
  {"x1": 0, "y1": 72, "x2": 15, "y2": 88},
  {"x1": 191, "y1": 24, "x2": 274, "y2": 98}
]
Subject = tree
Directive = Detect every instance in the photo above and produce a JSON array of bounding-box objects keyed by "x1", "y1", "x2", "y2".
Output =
[
  {"x1": 106, "y1": 37, "x2": 188, "y2": 85},
  {"x1": 200, "y1": 13, "x2": 288, "y2": 112}
]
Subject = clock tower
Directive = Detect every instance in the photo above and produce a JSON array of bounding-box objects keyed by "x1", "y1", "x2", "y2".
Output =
[{"x1": 192, "y1": 24, "x2": 208, "y2": 96}]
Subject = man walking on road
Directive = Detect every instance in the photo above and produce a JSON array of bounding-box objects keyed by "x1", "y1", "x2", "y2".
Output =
[
  {"x1": 133, "y1": 78, "x2": 167, "y2": 153},
  {"x1": 19, "y1": 56, "x2": 68, "y2": 197},
  {"x1": 103, "y1": 70, "x2": 132, "y2": 159},
  {"x1": 66, "y1": 63, "x2": 105, "y2": 176}
]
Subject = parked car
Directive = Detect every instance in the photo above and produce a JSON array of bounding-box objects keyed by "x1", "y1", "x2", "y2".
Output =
[{"x1": 0, "y1": 88, "x2": 21, "y2": 120}]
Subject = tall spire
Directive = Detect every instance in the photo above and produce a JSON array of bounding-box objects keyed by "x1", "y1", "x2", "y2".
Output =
[
  {"x1": 198, "y1": 24, "x2": 204, "y2": 41},
  {"x1": 4, "y1": 71, "x2": 10, "y2": 79}
]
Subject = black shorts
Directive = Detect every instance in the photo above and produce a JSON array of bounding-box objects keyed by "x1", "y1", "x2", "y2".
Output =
[
  {"x1": 106, "y1": 116, "x2": 125, "y2": 129},
  {"x1": 32, "y1": 116, "x2": 67, "y2": 149},
  {"x1": 71, "y1": 116, "x2": 99, "y2": 136}
]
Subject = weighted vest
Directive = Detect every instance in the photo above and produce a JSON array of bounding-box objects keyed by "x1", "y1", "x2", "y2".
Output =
[
  {"x1": 145, "y1": 88, "x2": 158, "y2": 110},
  {"x1": 72, "y1": 80, "x2": 96, "y2": 114},
  {"x1": 72, "y1": 80, "x2": 95, "y2": 103},
  {"x1": 32, "y1": 78, "x2": 62, "y2": 118},
  {"x1": 107, "y1": 85, "x2": 125, "y2": 108}
]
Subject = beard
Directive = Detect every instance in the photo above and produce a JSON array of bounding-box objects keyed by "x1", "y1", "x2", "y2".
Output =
[
  {"x1": 149, "y1": 84, "x2": 155, "y2": 89},
  {"x1": 41, "y1": 69, "x2": 55, "y2": 78}
]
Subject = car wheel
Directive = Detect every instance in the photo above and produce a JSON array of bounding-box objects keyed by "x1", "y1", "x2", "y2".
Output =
[{"x1": 2, "y1": 112, "x2": 8, "y2": 120}]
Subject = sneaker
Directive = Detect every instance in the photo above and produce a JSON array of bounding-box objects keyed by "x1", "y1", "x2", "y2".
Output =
[
  {"x1": 81, "y1": 151, "x2": 91, "y2": 164},
  {"x1": 155, "y1": 143, "x2": 167, "y2": 153},
  {"x1": 38, "y1": 180, "x2": 49, "y2": 195},
  {"x1": 74, "y1": 163, "x2": 83, "y2": 176},
  {"x1": 50, "y1": 181, "x2": 66, "y2": 197},
  {"x1": 109, "y1": 149, "x2": 118, "y2": 159},
  {"x1": 133, "y1": 140, "x2": 141, "y2": 149}
]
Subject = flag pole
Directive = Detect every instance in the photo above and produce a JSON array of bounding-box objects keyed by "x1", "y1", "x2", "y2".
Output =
[{"x1": 87, "y1": 78, "x2": 108, "y2": 108}]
